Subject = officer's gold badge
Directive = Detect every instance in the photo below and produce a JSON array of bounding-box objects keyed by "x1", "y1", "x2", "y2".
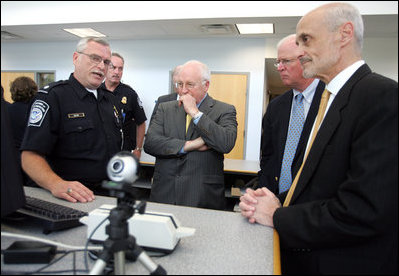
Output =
[{"x1": 121, "y1": 96, "x2": 127, "y2": 104}]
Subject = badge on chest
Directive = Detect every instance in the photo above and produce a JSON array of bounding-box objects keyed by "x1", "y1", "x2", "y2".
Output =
[{"x1": 67, "y1": 113, "x2": 85, "y2": 119}]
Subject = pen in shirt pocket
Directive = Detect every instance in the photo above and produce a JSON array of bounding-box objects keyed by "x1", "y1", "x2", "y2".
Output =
[{"x1": 113, "y1": 105, "x2": 120, "y2": 125}]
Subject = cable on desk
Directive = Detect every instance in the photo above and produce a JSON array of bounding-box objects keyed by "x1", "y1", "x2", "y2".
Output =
[
  {"x1": 1, "y1": 249, "x2": 88, "y2": 275},
  {"x1": 73, "y1": 250, "x2": 76, "y2": 275},
  {"x1": 84, "y1": 216, "x2": 109, "y2": 271},
  {"x1": 28, "y1": 250, "x2": 81, "y2": 275},
  {"x1": 1, "y1": 231, "x2": 102, "y2": 251}
]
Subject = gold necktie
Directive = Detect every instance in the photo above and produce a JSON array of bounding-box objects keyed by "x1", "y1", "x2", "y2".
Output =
[
  {"x1": 186, "y1": 114, "x2": 192, "y2": 133},
  {"x1": 272, "y1": 89, "x2": 331, "y2": 275}
]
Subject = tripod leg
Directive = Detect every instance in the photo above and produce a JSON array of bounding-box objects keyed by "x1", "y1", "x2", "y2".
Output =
[
  {"x1": 89, "y1": 259, "x2": 108, "y2": 275},
  {"x1": 89, "y1": 240, "x2": 114, "y2": 275},
  {"x1": 127, "y1": 239, "x2": 166, "y2": 275},
  {"x1": 114, "y1": 251, "x2": 126, "y2": 275},
  {"x1": 137, "y1": 251, "x2": 167, "y2": 275}
]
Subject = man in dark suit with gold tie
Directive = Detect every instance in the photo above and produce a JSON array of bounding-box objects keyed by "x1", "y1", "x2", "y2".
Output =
[
  {"x1": 240, "y1": 2, "x2": 397, "y2": 274},
  {"x1": 144, "y1": 60, "x2": 237, "y2": 210}
]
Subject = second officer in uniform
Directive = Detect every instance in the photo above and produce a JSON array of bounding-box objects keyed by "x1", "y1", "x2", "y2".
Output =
[{"x1": 101, "y1": 52, "x2": 147, "y2": 159}]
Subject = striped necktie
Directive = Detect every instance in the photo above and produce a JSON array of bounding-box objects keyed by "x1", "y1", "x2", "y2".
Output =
[{"x1": 279, "y1": 93, "x2": 305, "y2": 193}]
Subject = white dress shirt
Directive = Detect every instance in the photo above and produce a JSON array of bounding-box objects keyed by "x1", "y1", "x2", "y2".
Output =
[{"x1": 304, "y1": 60, "x2": 366, "y2": 154}]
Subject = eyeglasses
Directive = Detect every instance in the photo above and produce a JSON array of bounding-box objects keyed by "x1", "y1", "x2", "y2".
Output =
[
  {"x1": 174, "y1": 81, "x2": 205, "y2": 90},
  {"x1": 78, "y1": 52, "x2": 111, "y2": 66},
  {"x1": 274, "y1": 58, "x2": 298, "y2": 68}
]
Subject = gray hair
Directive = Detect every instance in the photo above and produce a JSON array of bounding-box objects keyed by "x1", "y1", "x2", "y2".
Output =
[
  {"x1": 76, "y1": 37, "x2": 110, "y2": 52},
  {"x1": 172, "y1": 65, "x2": 182, "y2": 83},
  {"x1": 111, "y1": 52, "x2": 124, "y2": 63},
  {"x1": 172, "y1": 65, "x2": 182, "y2": 77},
  {"x1": 323, "y1": 3, "x2": 364, "y2": 52},
  {"x1": 182, "y1": 60, "x2": 211, "y2": 82}
]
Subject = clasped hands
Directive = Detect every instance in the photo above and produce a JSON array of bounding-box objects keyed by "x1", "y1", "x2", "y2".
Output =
[{"x1": 239, "y1": 187, "x2": 282, "y2": 227}]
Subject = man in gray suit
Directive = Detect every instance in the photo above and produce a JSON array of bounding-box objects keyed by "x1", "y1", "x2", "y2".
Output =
[{"x1": 144, "y1": 60, "x2": 237, "y2": 210}]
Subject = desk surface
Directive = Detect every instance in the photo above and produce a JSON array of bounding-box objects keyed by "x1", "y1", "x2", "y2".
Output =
[
  {"x1": 140, "y1": 151, "x2": 260, "y2": 175},
  {"x1": 1, "y1": 187, "x2": 274, "y2": 275}
]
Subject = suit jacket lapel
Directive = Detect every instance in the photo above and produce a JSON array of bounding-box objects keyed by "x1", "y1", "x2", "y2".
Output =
[
  {"x1": 174, "y1": 102, "x2": 187, "y2": 139},
  {"x1": 290, "y1": 64, "x2": 372, "y2": 203}
]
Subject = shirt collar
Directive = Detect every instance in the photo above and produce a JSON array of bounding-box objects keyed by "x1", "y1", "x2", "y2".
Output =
[
  {"x1": 70, "y1": 73, "x2": 103, "y2": 100},
  {"x1": 293, "y1": 79, "x2": 320, "y2": 103},
  {"x1": 326, "y1": 60, "x2": 365, "y2": 96},
  {"x1": 197, "y1": 93, "x2": 207, "y2": 108}
]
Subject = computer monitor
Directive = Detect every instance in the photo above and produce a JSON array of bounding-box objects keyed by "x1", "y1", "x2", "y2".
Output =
[{"x1": 1, "y1": 96, "x2": 26, "y2": 218}]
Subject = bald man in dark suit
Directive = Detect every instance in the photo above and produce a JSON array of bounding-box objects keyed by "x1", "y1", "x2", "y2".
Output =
[{"x1": 240, "y1": 3, "x2": 397, "y2": 274}]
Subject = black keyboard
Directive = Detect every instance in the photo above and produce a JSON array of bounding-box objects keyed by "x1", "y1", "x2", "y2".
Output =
[{"x1": 17, "y1": 196, "x2": 88, "y2": 234}]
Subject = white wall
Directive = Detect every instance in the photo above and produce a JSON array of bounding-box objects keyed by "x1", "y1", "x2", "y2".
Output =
[
  {"x1": 1, "y1": 38, "x2": 266, "y2": 160},
  {"x1": 264, "y1": 37, "x2": 399, "y2": 82},
  {"x1": 362, "y1": 37, "x2": 398, "y2": 81},
  {"x1": 1, "y1": 36, "x2": 397, "y2": 161}
]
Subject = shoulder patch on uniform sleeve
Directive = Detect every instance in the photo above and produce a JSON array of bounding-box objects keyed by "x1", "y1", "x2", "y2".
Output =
[{"x1": 28, "y1": 100, "x2": 50, "y2": 127}]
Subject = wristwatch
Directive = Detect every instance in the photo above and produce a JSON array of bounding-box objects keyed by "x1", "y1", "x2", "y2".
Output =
[{"x1": 134, "y1": 147, "x2": 143, "y2": 152}]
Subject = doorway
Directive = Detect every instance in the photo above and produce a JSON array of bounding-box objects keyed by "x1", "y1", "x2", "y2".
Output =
[{"x1": 208, "y1": 72, "x2": 249, "y2": 160}]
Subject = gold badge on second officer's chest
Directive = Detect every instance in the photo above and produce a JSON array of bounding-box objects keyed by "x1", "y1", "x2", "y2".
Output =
[{"x1": 121, "y1": 97, "x2": 127, "y2": 104}]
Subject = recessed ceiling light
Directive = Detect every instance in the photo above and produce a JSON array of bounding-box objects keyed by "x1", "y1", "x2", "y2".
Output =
[
  {"x1": 200, "y1": 24, "x2": 236, "y2": 34},
  {"x1": 236, "y1": 23, "x2": 274, "y2": 34},
  {"x1": 63, "y1": 28, "x2": 106, "y2": 38}
]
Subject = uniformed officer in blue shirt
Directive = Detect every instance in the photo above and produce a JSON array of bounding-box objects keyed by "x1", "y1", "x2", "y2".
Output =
[
  {"x1": 101, "y1": 52, "x2": 147, "y2": 159},
  {"x1": 21, "y1": 37, "x2": 122, "y2": 203}
]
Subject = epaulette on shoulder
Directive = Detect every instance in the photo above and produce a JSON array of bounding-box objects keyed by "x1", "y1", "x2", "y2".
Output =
[{"x1": 38, "y1": 80, "x2": 68, "y2": 94}]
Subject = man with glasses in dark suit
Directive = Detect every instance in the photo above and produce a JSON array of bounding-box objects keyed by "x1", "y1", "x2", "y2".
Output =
[{"x1": 258, "y1": 34, "x2": 324, "y2": 195}]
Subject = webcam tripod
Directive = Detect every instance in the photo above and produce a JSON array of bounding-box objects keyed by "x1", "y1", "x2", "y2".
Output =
[{"x1": 89, "y1": 182, "x2": 166, "y2": 275}]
